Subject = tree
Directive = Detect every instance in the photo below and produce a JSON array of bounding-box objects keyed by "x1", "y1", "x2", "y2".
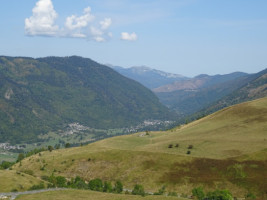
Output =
[
  {"x1": 48, "y1": 145, "x2": 53, "y2": 152},
  {"x1": 113, "y1": 180, "x2": 123, "y2": 193},
  {"x1": 132, "y1": 184, "x2": 145, "y2": 196},
  {"x1": 0, "y1": 161, "x2": 14, "y2": 169},
  {"x1": 65, "y1": 143, "x2": 70, "y2": 148},
  {"x1": 17, "y1": 153, "x2": 25, "y2": 162},
  {"x1": 192, "y1": 187, "x2": 205, "y2": 200}
]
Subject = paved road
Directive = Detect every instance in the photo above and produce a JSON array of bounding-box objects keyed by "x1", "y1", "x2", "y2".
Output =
[{"x1": 0, "y1": 188, "x2": 66, "y2": 200}]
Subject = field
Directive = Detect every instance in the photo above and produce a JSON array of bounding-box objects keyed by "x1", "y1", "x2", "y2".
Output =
[
  {"x1": 16, "y1": 189, "x2": 186, "y2": 200},
  {"x1": 11, "y1": 97, "x2": 267, "y2": 199}
]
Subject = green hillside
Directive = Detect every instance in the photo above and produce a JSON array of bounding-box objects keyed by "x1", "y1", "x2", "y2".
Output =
[
  {"x1": 13, "y1": 97, "x2": 267, "y2": 199},
  {"x1": 0, "y1": 56, "x2": 175, "y2": 144},
  {"x1": 200, "y1": 68, "x2": 267, "y2": 115}
]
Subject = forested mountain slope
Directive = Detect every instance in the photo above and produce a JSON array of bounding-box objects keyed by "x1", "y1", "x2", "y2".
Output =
[{"x1": 0, "y1": 56, "x2": 175, "y2": 143}]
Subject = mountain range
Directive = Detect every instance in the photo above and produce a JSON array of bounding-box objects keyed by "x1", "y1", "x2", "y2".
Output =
[
  {"x1": 112, "y1": 65, "x2": 267, "y2": 118},
  {"x1": 0, "y1": 56, "x2": 175, "y2": 144},
  {"x1": 109, "y1": 65, "x2": 187, "y2": 89}
]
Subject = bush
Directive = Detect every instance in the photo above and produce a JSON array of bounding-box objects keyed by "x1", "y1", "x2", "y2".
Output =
[
  {"x1": 206, "y1": 189, "x2": 233, "y2": 200},
  {"x1": 55, "y1": 176, "x2": 67, "y2": 187},
  {"x1": 246, "y1": 192, "x2": 256, "y2": 200},
  {"x1": 113, "y1": 180, "x2": 123, "y2": 193},
  {"x1": 192, "y1": 187, "x2": 205, "y2": 200},
  {"x1": 88, "y1": 178, "x2": 103, "y2": 191},
  {"x1": 168, "y1": 192, "x2": 177, "y2": 197},
  {"x1": 132, "y1": 184, "x2": 145, "y2": 196},
  {"x1": 41, "y1": 175, "x2": 49, "y2": 181},
  {"x1": 103, "y1": 181, "x2": 113, "y2": 193},
  {"x1": 168, "y1": 144, "x2": 173, "y2": 148},
  {"x1": 154, "y1": 186, "x2": 166, "y2": 195},
  {"x1": 188, "y1": 145, "x2": 193, "y2": 149},
  {"x1": 22, "y1": 169, "x2": 34, "y2": 176},
  {"x1": 0, "y1": 161, "x2": 14, "y2": 169},
  {"x1": 29, "y1": 182, "x2": 45, "y2": 190},
  {"x1": 187, "y1": 150, "x2": 191, "y2": 154}
]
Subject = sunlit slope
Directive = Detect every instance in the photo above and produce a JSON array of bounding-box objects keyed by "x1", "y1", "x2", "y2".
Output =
[
  {"x1": 0, "y1": 170, "x2": 46, "y2": 192},
  {"x1": 93, "y1": 97, "x2": 267, "y2": 159},
  {"x1": 13, "y1": 98, "x2": 267, "y2": 197}
]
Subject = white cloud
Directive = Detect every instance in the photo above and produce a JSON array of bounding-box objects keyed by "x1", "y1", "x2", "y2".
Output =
[
  {"x1": 90, "y1": 26, "x2": 105, "y2": 42},
  {"x1": 25, "y1": 0, "x2": 114, "y2": 42},
  {"x1": 100, "y1": 18, "x2": 112, "y2": 30},
  {"x1": 25, "y1": 0, "x2": 59, "y2": 36},
  {"x1": 65, "y1": 7, "x2": 94, "y2": 30},
  {"x1": 121, "y1": 32, "x2": 138, "y2": 41}
]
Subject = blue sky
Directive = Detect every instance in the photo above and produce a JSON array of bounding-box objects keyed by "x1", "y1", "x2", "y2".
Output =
[{"x1": 1, "y1": 0, "x2": 267, "y2": 77}]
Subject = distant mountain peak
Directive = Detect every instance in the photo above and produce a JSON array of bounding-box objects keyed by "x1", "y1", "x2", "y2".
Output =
[{"x1": 110, "y1": 65, "x2": 188, "y2": 89}]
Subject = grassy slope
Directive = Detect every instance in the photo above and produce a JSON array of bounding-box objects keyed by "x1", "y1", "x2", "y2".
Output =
[
  {"x1": 13, "y1": 98, "x2": 267, "y2": 198},
  {"x1": 0, "y1": 170, "x2": 45, "y2": 192},
  {"x1": 89, "y1": 96, "x2": 267, "y2": 159},
  {"x1": 16, "y1": 189, "x2": 185, "y2": 200}
]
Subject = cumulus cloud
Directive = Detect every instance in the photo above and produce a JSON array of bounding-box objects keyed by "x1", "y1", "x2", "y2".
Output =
[
  {"x1": 25, "y1": 0, "x2": 112, "y2": 42},
  {"x1": 100, "y1": 18, "x2": 112, "y2": 30},
  {"x1": 65, "y1": 7, "x2": 94, "y2": 30},
  {"x1": 121, "y1": 32, "x2": 138, "y2": 41},
  {"x1": 25, "y1": 0, "x2": 59, "y2": 36}
]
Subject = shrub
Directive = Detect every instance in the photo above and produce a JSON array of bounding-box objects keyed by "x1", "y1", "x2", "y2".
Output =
[
  {"x1": 103, "y1": 181, "x2": 113, "y2": 193},
  {"x1": 22, "y1": 169, "x2": 34, "y2": 176},
  {"x1": 29, "y1": 182, "x2": 45, "y2": 190},
  {"x1": 132, "y1": 184, "x2": 145, "y2": 196},
  {"x1": 192, "y1": 187, "x2": 205, "y2": 200},
  {"x1": 246, "y1": 192, "x2": 256, "y2": 200},
  {"x1": 188, "y1": 145, "x2": 193, "y2": 149},
  {"x1": 113, "y1": 180, "x2": 123, "y2": 193},
  {"x1": 41, "y1": 175, "x2": 49, "y2": 181},
  {"x1": 206, "y1": 189, "x2": 233, "y2": 200},
  {"x1": 175, "y1": 144, "x2": 179, "y2": 148},
  {"x1": 154, "y1": 186, "x2": 166, "y2": 195},
  {"x1": 55, "y1": 176, "x2": 67, "y2": 187},
  {"x1": 168, "y1": 192, "x2": 177, "y2": 197},
  {"x1": 187, "y1": 150, "x2": 191, "y2": 154},
  {"x1": 168, "y1": 144, "x2": 173, "y2": 148},
  {"x1": 88, "y1": 178, "x2": 103, "y2": 191}
]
